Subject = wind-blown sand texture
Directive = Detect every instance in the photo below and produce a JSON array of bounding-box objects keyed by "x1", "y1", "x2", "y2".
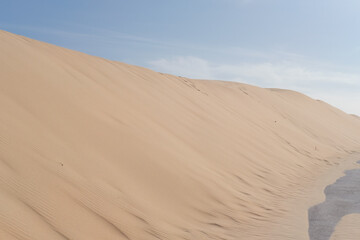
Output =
[{"x1": 1, "y1": 30, "x2": 360, "y2": 239}]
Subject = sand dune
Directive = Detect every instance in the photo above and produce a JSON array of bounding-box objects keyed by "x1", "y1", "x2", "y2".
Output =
[{"x1": 1, "y1": 30, "x2": 360, "y2": 239}]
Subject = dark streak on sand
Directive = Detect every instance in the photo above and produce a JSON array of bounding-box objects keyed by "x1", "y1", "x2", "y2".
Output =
[{"x1": 308, "y1": 161, "x2": 360, "y2": 240}]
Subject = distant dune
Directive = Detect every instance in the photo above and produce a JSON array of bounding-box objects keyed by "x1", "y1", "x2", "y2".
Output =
[{"x1": 1, "y1": 30, "x2": 360, "y2": 239}]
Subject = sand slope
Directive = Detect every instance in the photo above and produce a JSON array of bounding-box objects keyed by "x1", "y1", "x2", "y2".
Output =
[{"x1": 1, "y1": 30, "x2": 360, "y2": 239}]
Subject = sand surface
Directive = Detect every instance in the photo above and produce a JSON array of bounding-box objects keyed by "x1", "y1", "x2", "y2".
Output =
[
  {"x1": 330, "y1": 214, "x2": 360, "y2": 240},
  {"x1": 1, "y1": 30, "x2": 360, "y2": 239},
  {"x1": 309, "y1": 161, "x2": 360, "y2": 240}
]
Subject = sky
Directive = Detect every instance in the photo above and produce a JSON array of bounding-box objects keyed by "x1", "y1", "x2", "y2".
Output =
[{"x1": 1, "y1": 0, "x2": 360, "y2": 114}]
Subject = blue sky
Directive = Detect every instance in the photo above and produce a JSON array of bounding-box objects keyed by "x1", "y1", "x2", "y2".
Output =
[{"x1": 1, "y1": 0, "x2": 360, "y2": 114}]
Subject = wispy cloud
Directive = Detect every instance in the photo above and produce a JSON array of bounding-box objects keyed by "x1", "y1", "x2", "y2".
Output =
[
  {"x1": 149, "y1": 56, "x2": 360, "y2": 115},
  {"x1": 0, "y1": 23, "x2": 172, "y2": 45},
  {"x1": 1, "y1": 23, "x2": 305, "y2": 63},
  {"x1": 150, "y1": 57, "x2": 213, "y2": 79},
  {"x1": 149, "y1": 56, "x2": 360, "y2": 86}
]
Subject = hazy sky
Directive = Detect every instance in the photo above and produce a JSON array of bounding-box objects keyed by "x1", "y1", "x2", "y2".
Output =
[{"x1": 1, "y1": 0, "x2": 360, "y2": 114}]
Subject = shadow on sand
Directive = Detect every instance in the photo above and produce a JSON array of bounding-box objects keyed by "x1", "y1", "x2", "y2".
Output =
[{"x1": 308, "y1": 161, "x2": 360, "y2": 240}]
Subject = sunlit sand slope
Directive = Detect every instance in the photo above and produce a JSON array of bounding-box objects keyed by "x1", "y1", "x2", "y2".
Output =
[{"x1": 1, "y1": 30, "x2": 360, "y2": 239}]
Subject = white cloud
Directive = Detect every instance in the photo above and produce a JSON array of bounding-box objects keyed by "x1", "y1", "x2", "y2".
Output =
[
  {"x1": 149, "y1": 56, "x2": 214, "y2": 79},
  {"x1": 149, "y1": 56, "x2": 360, "y2": 115}
]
